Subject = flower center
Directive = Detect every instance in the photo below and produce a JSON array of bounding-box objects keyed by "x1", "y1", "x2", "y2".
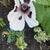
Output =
[{"x1": 20, "y1": 4, "x2": 30, "y2": 13}]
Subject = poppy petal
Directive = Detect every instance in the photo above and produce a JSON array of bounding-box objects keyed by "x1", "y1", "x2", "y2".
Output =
[
  {"x1": 14, "y1": 0, "x2": 20, "y2": 7},
  {"x1": 7, "y1": 9, "x2": 25, "y2": 31},
  {"x1": 20, "y1": 0, "x2": 24, "y2": 4},
  {"x1": 29, "y1": 2, "x2": 36, "y2": 19},
  {"x1": 25, "y1": 3, "x2": 39, "y2": 28},
  {"x1": 25, "y1": 14, "x2": 39, "y2": 28}
]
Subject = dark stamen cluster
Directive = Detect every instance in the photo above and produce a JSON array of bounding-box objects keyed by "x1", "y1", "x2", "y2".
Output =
[
  {"x1": 28, "y1": 11, "x2": 32, "y2": 18},
  {"x1": 21, "y1": 4, "x2": 30, "y2": 12}
]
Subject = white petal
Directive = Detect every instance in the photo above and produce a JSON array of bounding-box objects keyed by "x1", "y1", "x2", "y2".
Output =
[
  {"x1": 25, "y1": 3, "x2": 39, "y2": 28},
  {"x1": 28, "y1": 2, "x2": 36, "y2": 19},
  {"x1": 7, "y1": 8, "x2": 20, "y2": 22},
  {"x1": 20, "y1": 0, "x2": 24, "y2": 4},
  {"x1": 7, "y1": 9, "x2": 25, "y2": 31},
  {"x1": 14, "y1": 0, "x2": 20, "y2": 7},
  {"x1": 25, "y1": 14, "x2": 39, "y2": 28}
]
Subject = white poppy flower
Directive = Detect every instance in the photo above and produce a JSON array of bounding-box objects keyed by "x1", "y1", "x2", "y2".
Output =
[{"x1": 7, "y1": 0, "x2": 39, "y2": 31}]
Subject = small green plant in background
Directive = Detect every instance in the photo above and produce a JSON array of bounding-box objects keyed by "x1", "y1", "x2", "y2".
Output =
[
  {"x1": 34, "y1": 27, "x2": 49, "y2": 50},
  {"x1": 2, "y1": 30, "x2": 27, "y2": 50},
  {"x1": 0, "y1": 18, "x2": 6, "y2": 28},
  {"x1": 7, "y1": 31, "x2": 16, "y2": 43},
  {"x1": 34, "y1": 27, "x2": 48, "y2": 43},
  {"x1": 16, "y1": 37, "x2": 27, "y2": 50},
  {"x1": 16, "y1": 32, "x2": 27, "y2": 50}
]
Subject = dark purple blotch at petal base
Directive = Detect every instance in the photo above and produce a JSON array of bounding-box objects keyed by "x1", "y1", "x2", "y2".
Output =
[
  {"x1": 21, "y1": 4, "x2": 30, "y2": 12},
  {"x1": 24, "y1": 0, "x2": 30, "y2": 3},
  {"x1": 19, "y1": 16, "x2": 22, "y2": 20},
  {"x1": 28, "y1": 11, "x2": 32, "y2": 18},
  {"x1": 14, "y1": 6, "x2": 18, "y2": 12}
]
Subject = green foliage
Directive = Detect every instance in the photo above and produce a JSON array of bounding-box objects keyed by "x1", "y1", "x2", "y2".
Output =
[
  {"x1": 6, "y1": 30, "x2": 27, "y2": 50},
  {"x1": 7, "y1": 31, "x2": 16, "y2": 43},
  {"x1": 0, "y1": 18, "x2": 6, "y2": 28},
  {"x1": 34, "y1": 27, "x2": 48, "y2": 43},
  {"x1": 0, "y1": 0, "x2": 11, "y2": 7},
  {"x1": 36, "y1": 0, "x2": 50, "y2": 6},
  {"x1": 16, "y1": 32, "x2": 27, "y2": 50},
  {"x1": 34, "y1": 27, "x2": 42, "y2": 33},
  {"x1": 33, "y1": 1, "x2": 50, "y2": 37}
]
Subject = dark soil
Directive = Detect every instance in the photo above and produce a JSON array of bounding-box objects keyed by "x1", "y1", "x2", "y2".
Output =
[{"x1": 0, "y1": 1, "x2": 49, "y2": 50}]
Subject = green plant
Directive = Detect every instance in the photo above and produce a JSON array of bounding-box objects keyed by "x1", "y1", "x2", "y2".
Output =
[
  {"x1": 34, "y1": 27, "x2": 48, "y2": 43},
  {"x1": 16, "y1": 32, "x2": 27, "y2": 50},
  {"x1": 0, "y1": 18, "x2": 6, "y2": 28},
  {"x1": 3, "y1": 30, "x2": 27, "y2": 50},
  {"x1": 34, "y1": 27, "x2": 48, "y2": 50},
  {"x1": 7, "y1": 31, "x2": 16, "y2": 43}
]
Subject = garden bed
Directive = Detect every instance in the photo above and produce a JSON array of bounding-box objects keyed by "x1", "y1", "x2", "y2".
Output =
[{"x1": 0, "y1": 0, "x2": 50, "y2": 50}]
